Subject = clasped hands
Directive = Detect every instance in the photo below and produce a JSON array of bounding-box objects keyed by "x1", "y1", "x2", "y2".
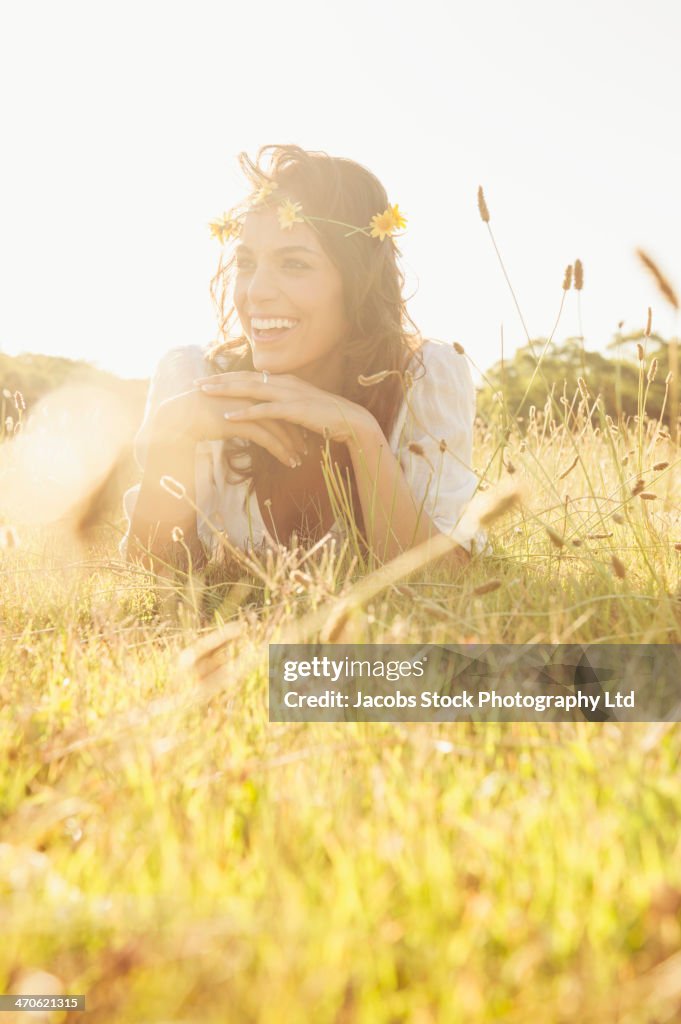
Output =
[{"x1": 149, "y1": 369, "x2": 376, "y2": 469}]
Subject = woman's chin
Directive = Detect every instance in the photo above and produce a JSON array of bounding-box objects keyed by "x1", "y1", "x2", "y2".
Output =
[
  {"x1": 250, "y1": 334, "x2": 291, "y2": 360},
  {"x1": 252, "y1": 344, "x2": 343, "y2": 385},
  {"x1": 251, "y1": 349, "x2": 288, "y2": 372}
]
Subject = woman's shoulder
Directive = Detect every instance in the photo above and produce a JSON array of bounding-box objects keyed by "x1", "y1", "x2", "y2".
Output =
[
  {"x1": 145, "y1": 343, "x2": 246, "y2": 403},
  {"x1": 407, "y1": 337, "x2": 474, "y2": 403},
  {"x1": 150, "y1": 345, "x2": 213, "y2": 387},
  {"x1": 411, "y1": 336, "x2": 468, "y2": 368}
]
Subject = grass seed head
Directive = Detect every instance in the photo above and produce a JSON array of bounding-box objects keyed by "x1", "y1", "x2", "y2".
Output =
[
  {"x1": 648, "y1": 358, "x2": 658, "y2": 382},
  {"x1": 653, "y1": 461, "x2": 669, "y2": 471},
  {"x1": 478, "y1": 488, "x2": 522, "y2": 527},
  {"x1": 645, "y1": 306, "x2": 652, "y2": 337},
  {"x1": 477, "y1": 186, "x2": 490, "y2": 223},
  {"x1": 0, "y1": 525, "x2": 19, "y2": 549},
  {"x1": 453, "y1": 341, "x2": 465, "y2": 355},
  {"x1": 559, "y1": 455, "x2": 579, "y2": 480},
  {"x1": 611, "y1": 555, "x2": 627, "y2": 579},
  {"x1": 574, "y1": 259, "x2": 584, "y2": 290},
  {"x1": 562, "y1": 265, "x2": 573, "y2": 291},
  {"x1": 358, "y1": 370, "x2": 394, "y2": 386},
  {"x1": 546, "y1": 526, "x2": 564, "y2": 548},
  {"x1": 636, "y1": 249, "x2": 680, "y2": 310},
  {"x1": 473, "y1": 580, "x2": 502, "y2": 596},
  {"x1": 160, "y1": 476, "x2": 187, "y2": 499},
  {"x1": 637, "y1": 343, "x2": 645, "y2": 362},
  {"x1": 321, "y1": 604, "x2": 354, "y2": 643},
  {"x1": 639, "y1": 492, "x2": 657, "y2": 500}
]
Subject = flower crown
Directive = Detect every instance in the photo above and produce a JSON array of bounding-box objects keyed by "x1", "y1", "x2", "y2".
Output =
[{"x1": 209, "y1": 180, "x2": 406, "y2": 246}]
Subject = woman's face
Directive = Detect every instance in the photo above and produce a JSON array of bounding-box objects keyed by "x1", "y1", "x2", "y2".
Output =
[{"x1": 233, "y1": 208, "x2": 350, "y2": 381}]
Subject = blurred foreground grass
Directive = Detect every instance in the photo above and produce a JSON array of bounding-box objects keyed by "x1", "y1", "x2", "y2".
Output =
[{"x1": 2, "y1": 389, "x2": 681, "y2": 1023}]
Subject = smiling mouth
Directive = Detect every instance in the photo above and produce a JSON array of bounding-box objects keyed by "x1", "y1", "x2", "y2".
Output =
[{"x1": 250, "y1": 317, "x2": 300, "y2": 342}]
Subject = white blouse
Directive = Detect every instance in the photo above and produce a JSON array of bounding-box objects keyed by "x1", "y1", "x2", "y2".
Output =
[{"x1": 120, "y1": 339, "x2": 487, "y2": 558}]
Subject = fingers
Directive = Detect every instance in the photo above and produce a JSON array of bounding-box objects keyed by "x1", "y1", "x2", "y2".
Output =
[
  {"x1": 207, "y1": 395, "x2": 311, "y2": 452},
  {"x1": 196, "y1": 371, "x2": 311, "y2": 402},
  {"x1": 256, "y1": 418, "x2": 307, "y2": 459},
  {"x1": 223, "y1": 401, "x2": 301, "y2": 423},
  {"x1": 224, "y1": 420, "x2": 302, "y2": 468},
  {"x1": 279, "y1": 422, "x2": 309, "y2": 456},
  {"x1": 197, "y1": 373, "x2": 264, "y2": 397},
  {"x1": 196, "y1": 391, "x2": 308, "y2": 458},
  {"x1": 222, "y1": 401, "x2": 326, "y2": 437},
  {"x1": 194, "y1": 371, "x2": 300, "y2": 387}
]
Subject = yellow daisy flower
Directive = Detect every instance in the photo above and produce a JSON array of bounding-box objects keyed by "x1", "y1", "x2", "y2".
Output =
[
  {"x1": 251, "y1": 180, "x2": 278, "y2": 206},
  {"x1": 389, "y1": 204, "x2": 407, "y2": 230},
  {"x1": 369, "y1": 203, "x2": 407, "y2": 240},
  {"x1": 278, "y1": 198, "x2": 305, "y2": 230},
  {"x1": 209, "y1": 214, "x2": 241, "y2": 244}
]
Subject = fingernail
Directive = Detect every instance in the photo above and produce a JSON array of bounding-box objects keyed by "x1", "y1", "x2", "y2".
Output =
[
  {"x1": 224, "y1": 412, "x2": 232, "y2": 419},
  {"x1": 201, "y1": 384, "x2": 218, "y2": 391},
  {"x1": 303, "y1": 447, "x2": 309, "y2": 456},
  {"x1": 289, "y1": 457, "x2": 298, "y2": 468}
]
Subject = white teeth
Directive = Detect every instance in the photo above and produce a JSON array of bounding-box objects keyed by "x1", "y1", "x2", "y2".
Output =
[{"x1": 252, "y1": 317, "x2": 298, "y2": 330}]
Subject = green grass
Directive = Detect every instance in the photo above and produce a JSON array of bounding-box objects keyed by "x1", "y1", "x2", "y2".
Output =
[{"x1": 2, "y1": 380, "x2": 681, "y2": 1023}]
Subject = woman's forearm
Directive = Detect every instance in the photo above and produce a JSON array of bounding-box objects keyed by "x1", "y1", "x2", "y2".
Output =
[
  {"x1": 346, "y1": 417, "x2": 469, "y2": 566},
  {"x1": 127, "y1": 440, "x2": 203, "y2": 570}
]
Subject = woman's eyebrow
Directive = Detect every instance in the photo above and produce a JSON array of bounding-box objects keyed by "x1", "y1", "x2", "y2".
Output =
[
  {"x1": 276, "y1": 245, "x2": 319, "y2": 255},
  {"x1": 235, "y1": 244, "x2": 319, "y2": 256}
]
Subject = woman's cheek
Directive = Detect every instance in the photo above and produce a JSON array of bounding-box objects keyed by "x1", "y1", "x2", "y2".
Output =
[{"x1": 233, "y1": 279, "x2": 246, "y2": 311}]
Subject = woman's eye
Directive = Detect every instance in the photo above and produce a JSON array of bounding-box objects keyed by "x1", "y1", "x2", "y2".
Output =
[
  {"x1": 236, "y1": 260, "x2": 255, "y2": 271},
  {"x1": 283, "y1": 260, "x2": 309, "y2": 270}
]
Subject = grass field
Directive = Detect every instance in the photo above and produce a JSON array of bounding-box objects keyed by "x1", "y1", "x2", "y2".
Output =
[{"x1": 2, "y1": 364, "x2": 681, "y2": 1023}]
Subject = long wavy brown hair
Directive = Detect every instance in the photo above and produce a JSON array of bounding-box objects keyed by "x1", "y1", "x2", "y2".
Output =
[{"x1": 207, "y1": 144, "x2": 425, "y2": 547}]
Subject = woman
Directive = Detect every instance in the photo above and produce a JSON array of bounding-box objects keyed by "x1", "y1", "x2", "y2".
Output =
[{"x1": 122, "y1": 145, "x2": 485, "y2": 570}]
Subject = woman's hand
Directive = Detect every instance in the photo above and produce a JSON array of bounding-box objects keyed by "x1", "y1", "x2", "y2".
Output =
[
  {"x1": 195, "y1": 371, "x2": 375, "y2": 445},
  {"x1": 149, "y1": 387, "x2": 309, "y2": 468}
]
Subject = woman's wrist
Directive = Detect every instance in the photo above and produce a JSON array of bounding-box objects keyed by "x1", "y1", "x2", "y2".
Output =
[
  {"x1": 148, "y1": 400, "x2": 198, "y2": 451},
  {"x1": 344, "y1": 408, "x2": 385, "y2": 452}
]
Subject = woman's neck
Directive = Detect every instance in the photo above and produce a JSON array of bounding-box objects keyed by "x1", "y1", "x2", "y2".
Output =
[{"x1": 291, "y1": 346, "x2": 345, "y2": 391}]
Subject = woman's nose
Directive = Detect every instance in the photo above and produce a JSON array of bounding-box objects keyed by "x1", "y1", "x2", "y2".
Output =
[{"x1": 247, "y1": 262, "x2": 280, "y2": 303}]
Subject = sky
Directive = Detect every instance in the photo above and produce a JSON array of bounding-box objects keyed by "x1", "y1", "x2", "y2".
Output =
[{"x1": 1, "y1": 0, "x2": 680, "y2": 382}]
